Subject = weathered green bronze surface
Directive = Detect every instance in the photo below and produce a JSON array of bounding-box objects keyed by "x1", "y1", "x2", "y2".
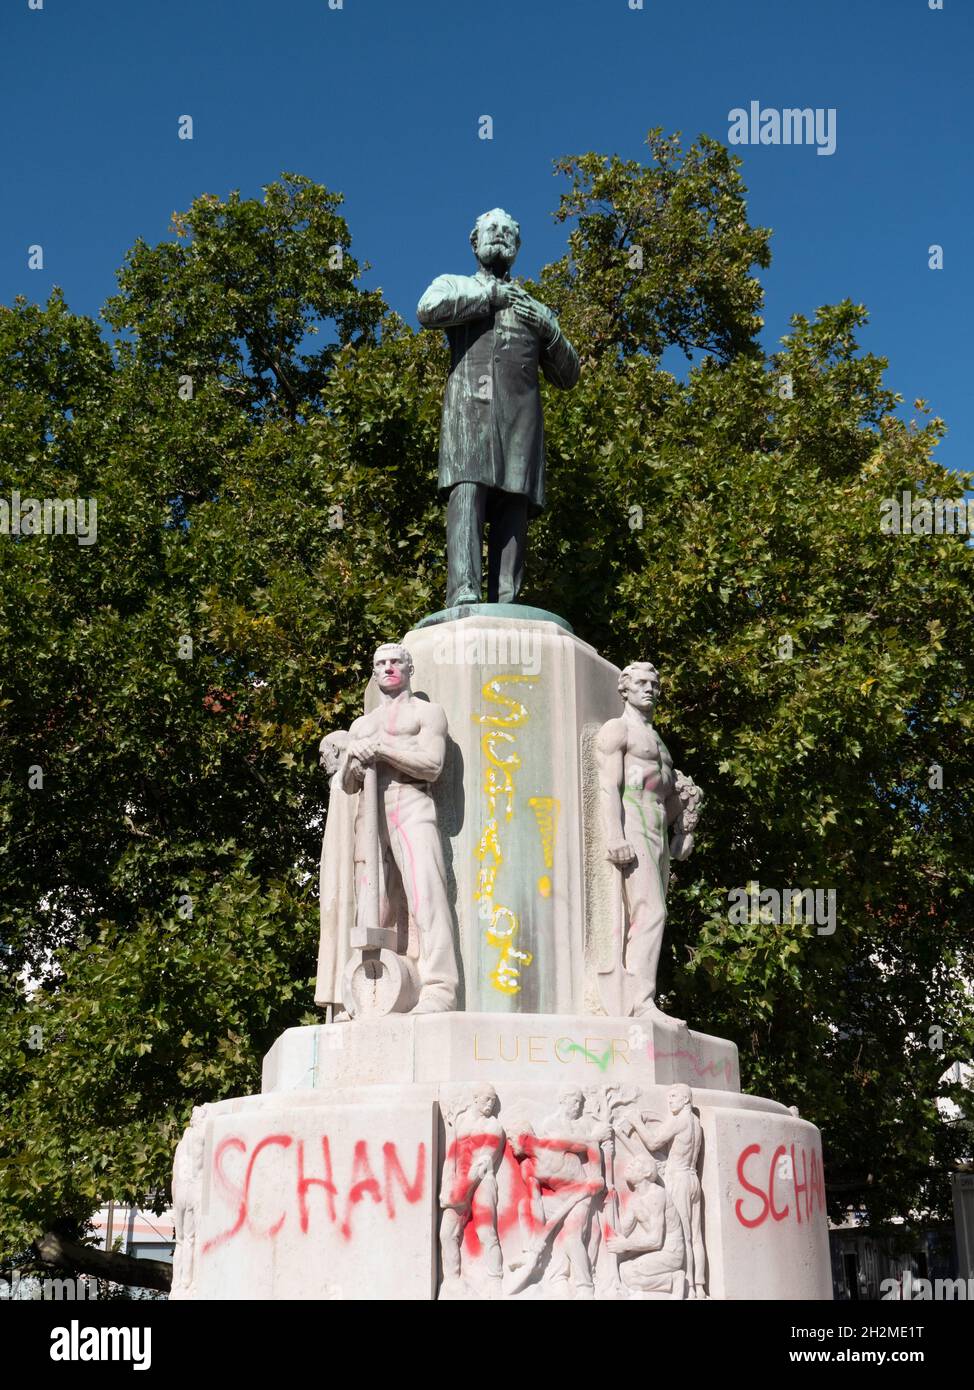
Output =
[{"x1": 418, "y1": 208, "x2": 580, "y2": 607}]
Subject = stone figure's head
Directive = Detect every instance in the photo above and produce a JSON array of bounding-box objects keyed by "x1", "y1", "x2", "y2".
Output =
[
  {"x1": 473, "y1": 1084, "x2": 499, "y2": 1119},
  {"x1": 625, "y1": 1155, "x2": 660, "y2": 1190},
  {"x1": 558, "y1": 1084, "x2": 585, "y2": 1119},
  {"x1": 470, "y1": 208, "x2": 520, "y2": 275},
  {"x1": 319, "y1": 729, "x2": 349, "y2": 776},
  {"x1": 619, "y1": 661, "x2": 661, "y2": 716},
  {"x1": 667, "y1": 1083, "x2": 692, "y2": 1116},
  {"x1": 373, "y1": 643, "x2": 414, "y2": 696}
]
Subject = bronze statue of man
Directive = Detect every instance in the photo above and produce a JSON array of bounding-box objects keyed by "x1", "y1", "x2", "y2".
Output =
[{"x1": 418, "y1": 208, "x2": 580, "y2": 608}]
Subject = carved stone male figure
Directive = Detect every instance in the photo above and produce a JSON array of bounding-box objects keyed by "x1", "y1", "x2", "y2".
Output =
[
  {"x1": 341, "y1": 644, "x2": 459, "y2": 1012},
  {"x1": 509, "y1": 1084, "x2": 610, "y2": 1299},
  {"x1": 606, "y1": 1155, "x2": 686, "y2": 1298},
  {"x1": 170, "y1": 1105, "x2": 208, "y2": 1300},
  {"x1": 624, "y1": 1083, "x2": 707, "y2": 1298},
  {"x1": 417, "y1": 208, "x2": 580, "y2": 607},
  {"x1": 595, "y1": 661, "x2": 703, "y2": 1019},
  {"x1": 439, "y1": 1084, "x2": 506, "y2": 1298}
]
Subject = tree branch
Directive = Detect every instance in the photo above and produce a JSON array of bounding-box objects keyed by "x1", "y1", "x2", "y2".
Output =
[{"x1": 32, "y1": 1230, "x2": 173, "y2": 1294}]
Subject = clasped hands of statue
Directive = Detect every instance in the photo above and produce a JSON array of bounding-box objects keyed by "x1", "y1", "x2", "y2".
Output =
[
  {"x1": 345, "y1": 733, "x2": 423, "y2": 773},
  {"x1": 346, "y1": 734, "x2": 385, "y2": 771},
  {"x1": 488, "y1": 279, "x2": 558, "y2": 345}
]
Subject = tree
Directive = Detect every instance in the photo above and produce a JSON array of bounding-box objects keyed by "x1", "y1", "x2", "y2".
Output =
[{"x1": 1, "y1": 137, "x2": 971, "y2": 1286}]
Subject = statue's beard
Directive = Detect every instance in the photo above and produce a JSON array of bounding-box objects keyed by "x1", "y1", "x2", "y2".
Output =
[{"x1": 480, "y1": 245, "x2": 514, "y2": 273}]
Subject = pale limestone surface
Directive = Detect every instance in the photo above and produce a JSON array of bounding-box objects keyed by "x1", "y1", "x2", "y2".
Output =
[
  {"x1": 177, "y1": 614, "x2": 833, "y2": 1301},
  {"x1": 384, "y1": 614, "x2": 623, "y2": 1014},
  {"x1": 338, "y1": 642, "x2": 459, "y2": 1016},
  {"x1": 318, "y1": 616, "x2": 709, "y2": 1019},
  {"x1": 180, "y1": 1052, "x2": 831, "y2": 1300},
  {"x1": 261, "y1": 1013, "x2": 741, "y2": 1094}
]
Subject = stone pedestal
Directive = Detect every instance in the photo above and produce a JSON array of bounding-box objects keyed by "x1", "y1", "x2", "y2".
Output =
[
  {"x1": 177, "y1": 1015, "x2": 832, "y2": 1302},
  {"x1": 363, "y1": 611, "x2": 623, "y2": 1015},
  {"x1": 173, "y1": 610, "x2": 833, "y2": 1303}
]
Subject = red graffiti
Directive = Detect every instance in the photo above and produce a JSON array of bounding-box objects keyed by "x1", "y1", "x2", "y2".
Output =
[
  {"x1": 383, "y1": 1140, "x2": 426, "y2": 1219},
  {"x1": 642, "y1": 1044, "x2": 735, "y2": 1086},
  {"x1": 733, "y1": 1141, "x2": 826, "y2": 1229},
  {"x1": 441, "y1": 1132, "x2": 607, "y2": 1260},
  {"x1": 203, "y1": 1133, "x2": 426, "y2": 1254},
  {"x1": 204, "y1": 1136, "x2": 248, "y2": 1253},
  {"x1": 297, "y1": 1136, "x2": 337, "y2": 1230}
]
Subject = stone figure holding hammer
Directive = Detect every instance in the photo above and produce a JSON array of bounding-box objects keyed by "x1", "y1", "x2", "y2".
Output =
[{"x1": 340, "y1": 643, "x2": 459, "y2": 1014}]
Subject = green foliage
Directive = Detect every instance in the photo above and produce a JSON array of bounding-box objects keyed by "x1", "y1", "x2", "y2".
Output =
[
  {"x1": 534, "y1": 129, "x2": 771, "y2": 363},
  {"x1": 1, "y1": 139, "x2": 972, "y2": 1259}
]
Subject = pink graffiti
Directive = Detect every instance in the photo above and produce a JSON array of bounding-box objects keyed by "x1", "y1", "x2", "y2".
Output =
[
  {"x1": 202, "y1": 1133, "x2": 426, "y2": 1254},
  {"x1": 733, "y1": 1141, "x2": 826, "y2": 1229},
  {"x1": 641, "y1": 1042, "x2": 735, "y2": 1086}
]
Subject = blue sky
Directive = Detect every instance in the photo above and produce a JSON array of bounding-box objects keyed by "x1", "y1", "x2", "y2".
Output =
[{"x1": 1, "y1": 0, "x2": 969, "y2": 470}]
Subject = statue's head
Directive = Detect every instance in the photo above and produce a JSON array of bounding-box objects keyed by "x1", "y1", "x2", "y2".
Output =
[
  {"x1": 470, "y1": 208, "x2": 520, "y2": 274},
  {"x1": 558, "y1": 1084, "x2": 585, "y2": 1119},
  {"x1": 619, "y1": 661, "x2": 661, "y2": 715},
  {"x1": 473, "y1": 1084, "x2": 499, "y2": 1118},
  {"x1": 373, "y1": 643, "x2": 414, "y2": 696},
  {"x1": 319, "y1": 729, "x2": 349, "y2": 776},
  {"x1": 667, "y1": 1083, "x2": 692, "y2": 1116},
  {"x1": 625, "y1": 1155, "x2": 660, "y2": 1190}
]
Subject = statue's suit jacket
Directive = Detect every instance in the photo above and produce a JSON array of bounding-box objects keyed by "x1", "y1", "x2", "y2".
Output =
[{"x1": 417, "y1": 269, "x2": 579, "y2": 515}]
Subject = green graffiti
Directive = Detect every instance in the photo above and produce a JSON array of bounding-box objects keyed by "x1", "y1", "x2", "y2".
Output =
[{"x1": 562, "y1": 1041, "x2": 613, "y2": 1071}]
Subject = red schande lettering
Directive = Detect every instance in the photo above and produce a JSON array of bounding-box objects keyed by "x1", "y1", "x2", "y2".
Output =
[
  {"x1": 791, "y1": 1142, "x2": 808, "y2": 1225},
  {"x1": 244, "y1": 1134, "x2": 293, "y2": 1238},
  {"x1": 769, "y1": 1144, "x2": 790, "y2": 1222},
  {"x1": 296, "y1": 1136, "x2": 338, "y2": 1231},
  {"x1": 734, "y1": 1143, "x2": 770, "y2": 1228},
  {"x1": 340, "y1": 1140, "x2": 382, "y2": 1240},
  {"x1": 202, "y1": 1133, "x2": 292, "y2": 1251},
  {"x1": 809, "y1": 1147, "x2": 825, "y2": 1219},
  {"x1": 383, "y1": 1141, "x2": 426, "y2": 1219},
  {"x1": 202, "y1": 1136, "x2": 248, "y2": 1254}
]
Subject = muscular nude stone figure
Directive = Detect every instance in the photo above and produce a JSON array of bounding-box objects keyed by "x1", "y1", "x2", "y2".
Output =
[
  {"x1": 439, "y1": 1084, "x2": 506, "y2": 1298},
  {"x1": 623, "y1": 1083, "x2": 707, "y2": 1298},
  {"x1": 596, "y1": 661, "x2": 703, "y2": 1020},
  {"x1": 341, "y1": 643, "x2": 459, "y2": 1013}
]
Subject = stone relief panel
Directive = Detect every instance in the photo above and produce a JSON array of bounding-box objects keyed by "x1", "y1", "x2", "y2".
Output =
[{"x1": 436, "y1": 1082, "x2": 708, "y2": 1300}]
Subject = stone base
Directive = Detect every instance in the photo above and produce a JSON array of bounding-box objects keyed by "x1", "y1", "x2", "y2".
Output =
[
  {"x1": 175, "y1": 1017, "x2": 832, "y2": 1302},
  {"x1": 414, "y1": 602, "x2": 574, "y2": 633},
  {"x1": 262, "y1": 1012, "x2": 741, "y2": 1094}
]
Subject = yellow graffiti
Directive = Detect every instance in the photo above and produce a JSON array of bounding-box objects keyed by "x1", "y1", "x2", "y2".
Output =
[
  {"x1": 474, "y1": 675, "x2": 535, "y2": 730},
  {"x1": 485, "y1": 906, "x2": 534, "y2": 995},
  {"x1": 473, "y1": 675, "x2": 539, "y2": 995},
  {"x1": 528, "y1": 796, "x2": 559, "y2": 896}
]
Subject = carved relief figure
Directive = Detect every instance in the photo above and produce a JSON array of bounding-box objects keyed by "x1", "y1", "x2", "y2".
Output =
[
  {"x1": 418, "y1": 208, "x2": 580, "y2": 608},
  {"x1": 341, "y1": 643, "x2": 459, "y2": 1013},
  {"x1": 509, "y1": 1084, "x2": 611, "y2": 1299},
  {"x1": 595, "y1": 661, "x2": 703, "y2": 1019},
  {"x1": 432, "y1": 1082, "x2": 707, "y2": 1300},
  {"x1": 439, "y1": 1084, "x2": 506, "y2": 1299},
  {"x1": 621, "y1": 1082, "x2": 707, "y2": 1298},
  {"x1": 606, "y1": 1155, "x2": 686, "y2": 1298},
  {"x1": 170, "y1": 1105, "x2": 208, "y2": 1300}
]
